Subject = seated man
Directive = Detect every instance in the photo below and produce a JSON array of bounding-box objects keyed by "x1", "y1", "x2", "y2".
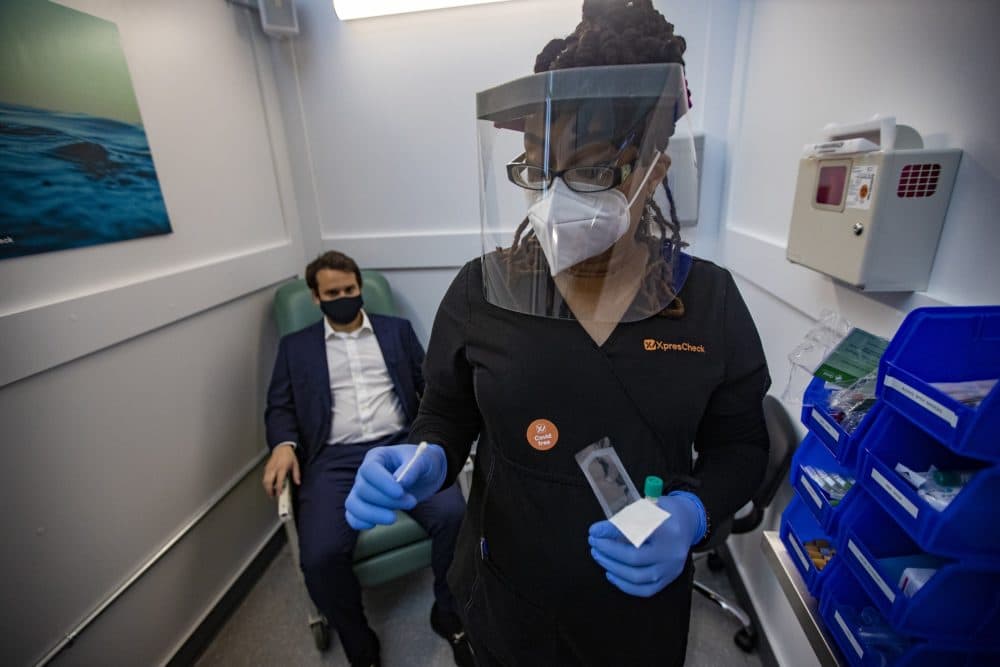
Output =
[{"x1": 263, "y1": 250, "x2": 472, "y2": 667}]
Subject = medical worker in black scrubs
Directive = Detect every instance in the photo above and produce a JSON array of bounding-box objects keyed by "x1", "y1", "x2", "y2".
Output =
[{"x1": 345, "y1": 2, "x2": 771, "y2": 664}]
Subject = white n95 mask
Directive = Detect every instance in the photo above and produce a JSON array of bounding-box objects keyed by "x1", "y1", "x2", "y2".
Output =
[
  {"x1": 527, "y1": 179, "x2": 630, "y2": 276},
  {"x1": 527, "y1": 151, "x2": 662, "y2": 276}
]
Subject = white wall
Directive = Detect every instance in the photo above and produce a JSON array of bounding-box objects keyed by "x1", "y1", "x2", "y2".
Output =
[
  {"x1": 0, "y1": 1, "x2": 303, "y2": 664},
  {"x1": 721, "y1": 0, "x2": 1000, "y2": 324},
  {"x1": 271, "y1": 0, "x2": 745, "y2": 342},
  {"x1": 719, "y1": 2, "x2": 1000, "y2": 666}
]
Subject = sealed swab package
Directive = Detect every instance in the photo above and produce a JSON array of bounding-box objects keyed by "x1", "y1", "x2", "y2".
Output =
[{"x1": 575, "y1": 437, "x2": 642, "y2": 518}]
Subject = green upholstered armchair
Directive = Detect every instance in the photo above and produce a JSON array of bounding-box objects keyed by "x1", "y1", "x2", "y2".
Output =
[{"x1": 273, "y1": 271, "x2": 432, "y2": 650}]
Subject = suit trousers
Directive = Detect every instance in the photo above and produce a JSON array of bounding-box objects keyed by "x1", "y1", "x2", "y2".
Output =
[{"x1": 294, "y1": 435, "x2": 466, "y2": 662}]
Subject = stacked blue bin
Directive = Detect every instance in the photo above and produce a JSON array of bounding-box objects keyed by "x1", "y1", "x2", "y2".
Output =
[
  {"x1": 818, "y1": 559, "x2": 1000, "y2": 667},
  {"x1": 780, "y1": 375, "x2": 879, "y2": 601},
  {"x1": 782, "y1": 306, "x2": 1000, "y2": 666},
  {"x1": 801, "y1": 375, "x2": 882, "y2": 472}
]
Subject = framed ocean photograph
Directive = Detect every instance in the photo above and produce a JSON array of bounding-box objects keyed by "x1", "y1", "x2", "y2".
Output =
[{"x1": 0, "y1": 0, "x2": 172, "y2": 261}]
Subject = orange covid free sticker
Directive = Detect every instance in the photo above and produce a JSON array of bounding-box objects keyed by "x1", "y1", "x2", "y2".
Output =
[{"x1": 526, "y1": 419, "x2": 559, "y2": 451}]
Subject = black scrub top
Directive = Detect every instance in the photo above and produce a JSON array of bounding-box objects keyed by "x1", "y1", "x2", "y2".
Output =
[{"x1": 411, "y1": 252, "x2": 770, "y2": 666}]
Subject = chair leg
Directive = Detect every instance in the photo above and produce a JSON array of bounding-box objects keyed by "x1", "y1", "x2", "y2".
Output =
[
  {"x1": 706, "y1": 551, "x2": 726, "y2": 572},
  {"x1": 283, "y1": 515, "x2": 328, "y2": 648},
  {"x1": 693, "y1": 548, "x2": 730, "y2": 572},
  {"x1": 310, "y1": 616, "x2": 331, "y2": 651},
  {"x1": 692, "y1": 580, "x2": 758, "y2": 653},
  {"x1": 693, "y1": 580, "x2": 751, "y2": 628}
]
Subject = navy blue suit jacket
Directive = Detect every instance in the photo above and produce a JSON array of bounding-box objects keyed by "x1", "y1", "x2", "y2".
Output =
[{"x1": 265, "y1": 314, "x2": 426, "y2": 467}]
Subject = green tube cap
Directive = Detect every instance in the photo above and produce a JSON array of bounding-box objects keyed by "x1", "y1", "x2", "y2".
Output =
[{"x1": 644, "y1": 475, "x2": 664, "y2": 499}]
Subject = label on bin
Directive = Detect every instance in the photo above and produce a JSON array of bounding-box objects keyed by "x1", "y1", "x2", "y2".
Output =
[
  {"x1": 789, "y1": 536, "x2": 811, "y2": 572},
  {"x1": 870, "y1": 468, "x2": 919, "y2": 519},
  {"x1": 848, "y1": 539, "x2": 896, "y2": 603},
  {"x1": 884, "y1": 375, "x2": 958, "y2": 428},
  {"x1": 834, "y1": 610, "x2": 865, "y2": 659},
  {"x1": 811, "y1": 408, "x2": 841, "y2": 443},
  {"x1": 802, "y1": 476, "x2": 824, "y2": 510}
]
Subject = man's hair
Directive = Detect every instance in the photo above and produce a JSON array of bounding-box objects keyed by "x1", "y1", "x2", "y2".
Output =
[{"x1": 305, "y1": 250, "x2": 363, "y2": 294}]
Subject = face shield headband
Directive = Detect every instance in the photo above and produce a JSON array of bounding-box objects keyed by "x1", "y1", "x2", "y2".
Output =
[{"x1": 475, "y1": 63, "x2": 693, "y2": 323}]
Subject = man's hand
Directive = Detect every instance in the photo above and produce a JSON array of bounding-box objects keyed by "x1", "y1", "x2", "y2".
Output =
[{"x1": 262, "y1": 444, "x2": 300, "y2": 498}]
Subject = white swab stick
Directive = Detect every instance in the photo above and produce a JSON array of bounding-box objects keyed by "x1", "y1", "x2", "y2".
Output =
[{"x1": 394, "y1": 441, "x2": 429, "y2": 483}]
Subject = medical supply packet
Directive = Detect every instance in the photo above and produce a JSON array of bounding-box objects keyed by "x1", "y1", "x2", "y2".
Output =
[
  {"x1": 814, "y1": 327, "x2": 889, "y2": 387},
  {"x1": 575, "y1": 437, "x2": 641, "y2": 518},
  {"x1": 781, "y1": 309, "x2": 852, "y2": 405},
  {"x1": 929, "y1": 378, "x2": 998, "y2": 409},
  {"x1": 610, "y1": 497, "x2": 670, "y2": 548},
  {"x1": 575, "y1": 438, "x2": 669, "y2": 547}
]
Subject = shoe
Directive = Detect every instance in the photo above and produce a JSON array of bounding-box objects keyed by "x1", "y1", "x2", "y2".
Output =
[
  {"x1": 349, "y1": 632, "x2": 381, "y2": 667},
  {"x1": 430, "y1": 602, "x2": 476, "y2": 667}
]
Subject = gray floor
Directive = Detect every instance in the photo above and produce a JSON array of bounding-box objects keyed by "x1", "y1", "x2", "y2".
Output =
[{"x1": 195, "y1": 544, "x2": 764, "y2": 667}]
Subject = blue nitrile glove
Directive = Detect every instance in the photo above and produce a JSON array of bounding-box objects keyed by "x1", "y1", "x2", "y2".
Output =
[
  {"x1": 587, "y1": 491, "x2": 707, "y2": 597},
  {"x1": 344, "y1": 443, "x2": 448, "y2": 530}
]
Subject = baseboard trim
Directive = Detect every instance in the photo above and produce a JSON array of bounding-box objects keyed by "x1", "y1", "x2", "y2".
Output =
[
  {"x1": 167, "y1": 526, "x2": 288, "y2": 667},
  {"x1": 717, "y1": 542, "x2": 779, "y2": 667}
]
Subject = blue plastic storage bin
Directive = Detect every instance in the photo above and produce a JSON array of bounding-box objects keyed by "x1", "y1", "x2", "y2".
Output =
[
  {"x1": 837, "y1": 490, "x2": 1000, "y2": 645},
  {"x1": 790, "y1": 433, "x2": 859, "y2": 533},
  {"x1": 859, "y1": 407, "x2": 1000, "y2": 566},
  {"x1": 780, "y1": 495, "x2": 836, "y2": 598},
  {"x1": 801, "y1": 376, "x2": 881, "y2": 472},
  {"x1": 877, "y1": 306, "x2": 1000, "y2": 463},
  {"x1": 819, "y1": 560, "x2": 1000, "y2": 667}
]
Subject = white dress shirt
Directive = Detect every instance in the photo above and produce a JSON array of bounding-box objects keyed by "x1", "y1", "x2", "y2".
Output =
[{"x1": 323, "y1": 311, "x2": 407, "y2": 445}]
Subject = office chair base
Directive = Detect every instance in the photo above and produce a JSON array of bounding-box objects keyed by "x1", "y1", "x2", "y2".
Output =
[
  {"x1": 706, "y1": 551, "x2": 726, "y2": 572},
  {"x1": 692, "y1": 580, "x2": 756, "y2": 653},
  {"x1": 734, "y1": 627, "x2": 758, "y2": 652},
  {"x1": 310, "y1": 617, "x2": 331, "y2": 651}
]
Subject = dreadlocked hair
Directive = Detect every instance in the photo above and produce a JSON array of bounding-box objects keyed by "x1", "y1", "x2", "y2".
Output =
[
  {"x1": 498, "y1": 0, "x2": 690, "y2": 317},
  {"x1": 534, "y1": 0, "x2": 686, "y2": 73}
]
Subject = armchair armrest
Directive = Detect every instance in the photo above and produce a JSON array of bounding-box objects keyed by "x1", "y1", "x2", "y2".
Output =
[{"x1": 278, "y1": 477, "x2": 293, "y2": 523}]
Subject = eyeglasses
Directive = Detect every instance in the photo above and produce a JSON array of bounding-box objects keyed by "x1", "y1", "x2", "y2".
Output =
[
  {"x1": 506, "y1": 155, "x2": 634, "y2": 193},
  {"x1": 505, "y1": 129, "x2": 639, "y2": 193}
]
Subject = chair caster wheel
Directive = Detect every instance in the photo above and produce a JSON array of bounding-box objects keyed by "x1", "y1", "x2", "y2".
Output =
[
  {"x1": 311, "y1": 619, "x2": 331, "y2": 651},
  {"x1": 706, "y1": 552, "x2": 726, "y2": 572},
  {"x1": 734, "y1": 627, "x2": 757, "y2": 653}
]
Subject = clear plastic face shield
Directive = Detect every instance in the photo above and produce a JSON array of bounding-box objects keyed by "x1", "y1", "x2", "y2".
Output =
[{"x1": 476, "y1": 63, "x2": 695, "y2": 322}]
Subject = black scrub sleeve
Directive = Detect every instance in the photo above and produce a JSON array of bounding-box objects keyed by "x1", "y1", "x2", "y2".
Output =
[
  {"x1": 690, "y1": 270, "x2": 771, "y2": 544},
  {"x1": 409, "y1": 261, "x2": 482, "y2": 488}
]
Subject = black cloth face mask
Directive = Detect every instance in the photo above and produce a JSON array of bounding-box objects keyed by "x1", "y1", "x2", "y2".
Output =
[{"x1": 320, "y1": 295, "x2": 364, "y2": 325}]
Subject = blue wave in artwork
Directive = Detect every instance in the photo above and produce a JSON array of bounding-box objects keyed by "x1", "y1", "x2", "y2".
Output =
[{"x1": 0, "y1": 101, "x2": 171, "y2": 259}]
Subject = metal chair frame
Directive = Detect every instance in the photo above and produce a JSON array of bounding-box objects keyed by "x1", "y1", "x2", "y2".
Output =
[{"x1": 691, "y1": 394, "x2": 800, "y2": 653}]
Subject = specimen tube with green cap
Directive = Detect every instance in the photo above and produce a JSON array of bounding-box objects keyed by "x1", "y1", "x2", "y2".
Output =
[{"x1": 644, "y1": 475, "x2": 664, "y2": 502}]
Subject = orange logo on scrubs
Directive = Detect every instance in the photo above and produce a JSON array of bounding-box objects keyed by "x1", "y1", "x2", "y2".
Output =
[
  {"x1": 643, "y1": 338, "x2": 706, "y2": 353},
  {"x1": 526, "y1": 419, "x2": 559, "y2": 451}
]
